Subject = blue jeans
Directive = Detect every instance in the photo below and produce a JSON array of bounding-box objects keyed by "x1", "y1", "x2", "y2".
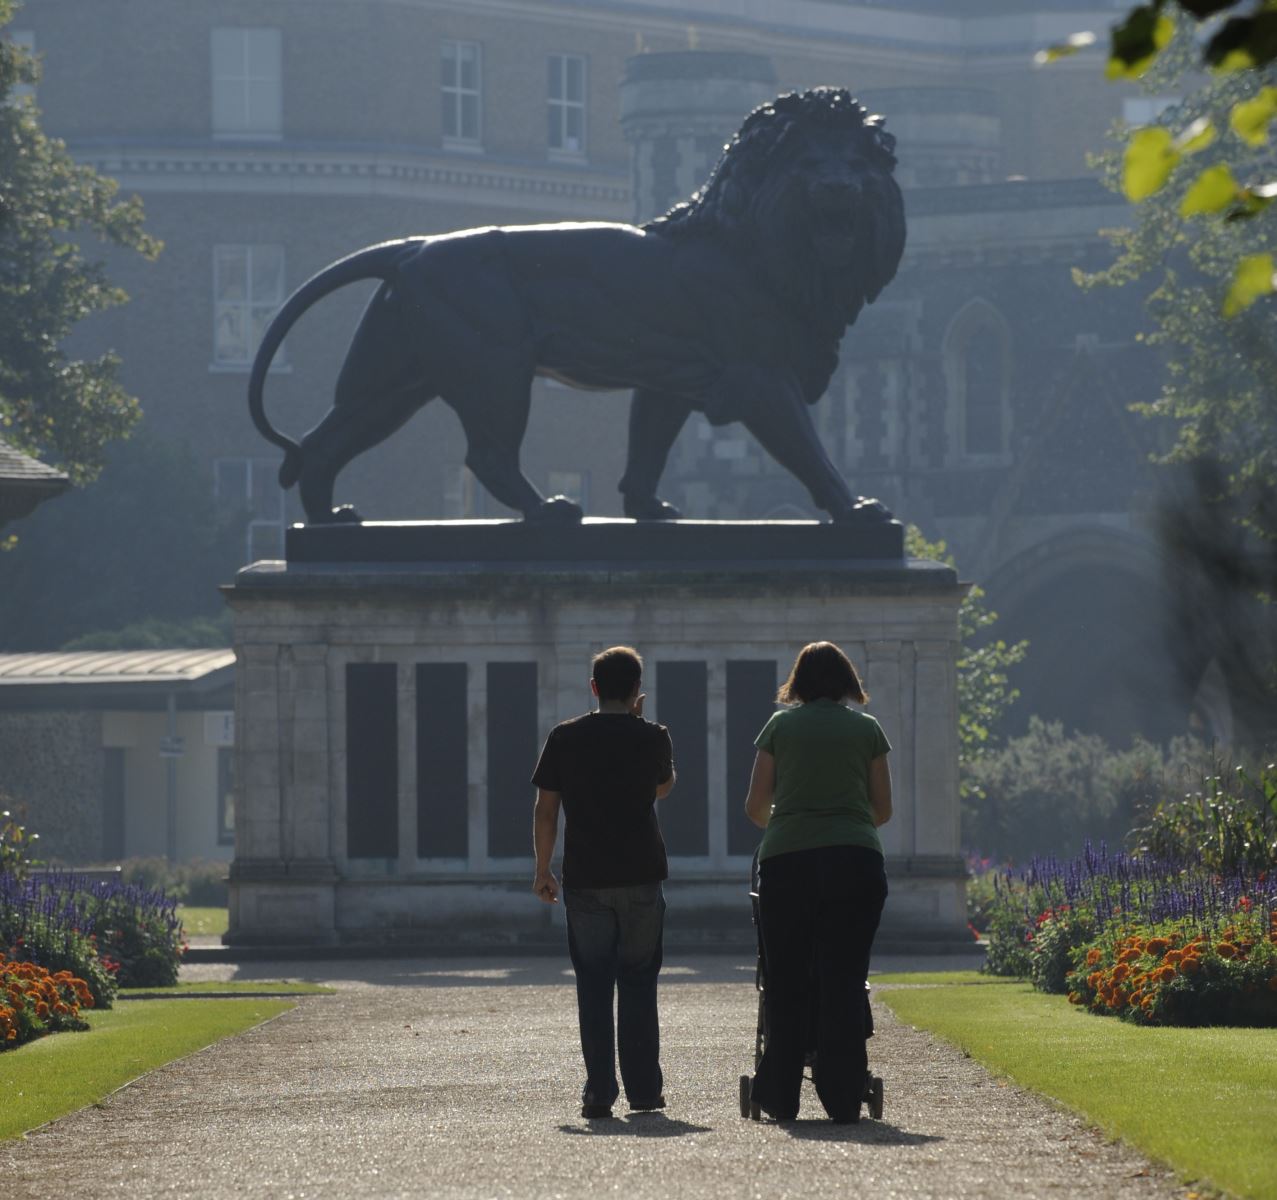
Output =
[{"x1": 563, "y1": 882, "x2": 665, "y2": 1108}]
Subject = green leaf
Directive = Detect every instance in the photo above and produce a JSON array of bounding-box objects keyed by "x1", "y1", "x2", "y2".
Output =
[
  {"x1": 1229, "y1": 86, "x2": 1277, "y2": 146},
  {"x1": 1222, "y1": 252, "x2": 1275, "y2": 317},
  {"x1": 1180, "y1": 164, "x2": 1239, "y2": 216},
  {"x1": 1035, "y1": 31, "x2": 1097, "y2": 65},
  {"x1": 1107, "y1": 7, "x2": 1175, "y2": 79},
  {"x1": 1175, "y1": 117, "x2": 1216, "y2": 155},
  {"x1": 1122, "y1": 126, "x2": 1180, "y2": 201}
]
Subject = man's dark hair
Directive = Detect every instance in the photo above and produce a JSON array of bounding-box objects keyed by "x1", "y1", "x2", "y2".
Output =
[
  {"x1": 592, "y1": 645, "x2": 643, "y2": 702},
  {"x1": 777, "y1": 641, "x2": 868, "y2": 705}
]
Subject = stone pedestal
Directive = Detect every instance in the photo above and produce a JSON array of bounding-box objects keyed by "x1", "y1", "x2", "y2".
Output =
[{"x1": 223, "y1": 519, "x2": 968, "y2": 950}]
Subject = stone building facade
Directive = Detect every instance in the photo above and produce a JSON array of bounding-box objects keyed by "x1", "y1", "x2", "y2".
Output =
[{"x1": 9, "y1": 0, "x2": 1209, "y2": 744}]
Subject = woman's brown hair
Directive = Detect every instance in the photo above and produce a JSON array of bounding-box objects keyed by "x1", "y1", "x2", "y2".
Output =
[{"x1": 776, "y1": 641, "x2": 868, "y2": 705}]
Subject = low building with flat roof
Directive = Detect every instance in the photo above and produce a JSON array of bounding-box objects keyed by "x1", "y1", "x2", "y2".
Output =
[{"x1": 0, "y1": 649, "x2": 235, "y2": 864}]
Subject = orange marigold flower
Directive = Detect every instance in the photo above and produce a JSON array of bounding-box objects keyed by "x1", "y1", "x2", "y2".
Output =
[
  {"x1": 1112, "y1": 964, "x2": 1130, "y2": 983},
  {"x1": 1180, "y1": 956, "x2": 1201, "y2": 975},
  {"x1": 1216, "y1": 943, "x2": 1238, "y2": 959},
  {"x1": 1163, "y1": 950, "x2": 1183, "y2": 966},
  {"x1": 1146, "y1": 938, "x2": 1171, "y2": 956},
  {"x1": 1085, "y1": 948, "x2": 1103, "y2": 967},
  {"x1": 1068, "y1": 992, "x2": 1084, "y2": 1004},
  {"x1": 1088, "y1": 971, "x2": 1104, "y2": 989}
]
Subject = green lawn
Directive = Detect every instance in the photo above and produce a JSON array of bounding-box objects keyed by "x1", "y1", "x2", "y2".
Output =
[
  {"x1": 881, "y1": 978, "x2": 1277, "y2": 1200},
  {"x1": 176, "y1": 905, "x2": 229, "y2": 937},
  {"x1": 120, "y1": 980, "x2": 335, "y2": 997},
  {"x1": 871, "y1": 970, "x2": 993, "y2": 986},
  {"x1": 0, "y1": 998, "x2": 294, "y2": 1139}
]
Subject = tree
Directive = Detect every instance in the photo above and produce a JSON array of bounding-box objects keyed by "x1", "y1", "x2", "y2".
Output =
[
  {"x1": 905, "y1": 527, "x2": 1029, "y2": 778},
  {"x1": 0, "y1": 433, "x2": 247, "y2": 650},
  {"x1": 1041, "y1": 3, "x2": 1277, "y2": 317},
  {"x1": 0, "y1": 1, "x2": 159, "y2": 488},
  {"x1": 1044, "y1": 3, "x2": 1277, "y2": 737}
]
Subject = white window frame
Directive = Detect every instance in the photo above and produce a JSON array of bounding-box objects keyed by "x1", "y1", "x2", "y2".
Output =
[
  {"x1": 211, "y1": 27, "x2": 282, "y2": 140},
  {"x1": 212, "y1": 244, "x2": 287, "y2": 371},
  {"x1": 214, "y1": 457, "x2": 287, "y2": 563},
  {"x1": 441, "y1": 40, "x2": 482, "y2": 150},
  {"x1": 547, "y1": 52, "x2": 587, "y2": 159},
  {"x1": 6, "y1": 30, "x2": 35, "y2": 105}
]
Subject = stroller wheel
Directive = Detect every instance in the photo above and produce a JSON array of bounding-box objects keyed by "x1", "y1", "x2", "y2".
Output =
[
  {"x1": 867, "y1": 1073, "x2": 884, "y2": 1120},
  {"x1": 739, "y1": 1074, "x2": 751, "y2": 1119}
]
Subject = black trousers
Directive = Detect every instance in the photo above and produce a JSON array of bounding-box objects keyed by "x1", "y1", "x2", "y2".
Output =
[{"x1": 751, "y1": 844, "x2": 888, "y2": 1121}]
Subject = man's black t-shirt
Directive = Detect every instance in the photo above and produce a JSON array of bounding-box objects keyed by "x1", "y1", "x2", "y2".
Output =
[{"x1": 531, "y1": 712, "x2": 674, "y2": 889}]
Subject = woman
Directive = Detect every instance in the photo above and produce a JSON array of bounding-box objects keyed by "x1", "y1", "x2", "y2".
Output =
[{"x1": 744, "y1": 640, "x2": 892, "y2": 1122}]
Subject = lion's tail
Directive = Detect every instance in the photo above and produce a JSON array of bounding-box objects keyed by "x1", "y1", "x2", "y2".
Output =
[{"x1": 247, "y1": 240, "x2": 417, "y2": 489}]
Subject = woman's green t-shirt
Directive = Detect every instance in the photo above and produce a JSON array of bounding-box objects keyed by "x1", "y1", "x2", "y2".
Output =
[{"x1": 754, "y1": 699, "x2": 890, "y2": 862}]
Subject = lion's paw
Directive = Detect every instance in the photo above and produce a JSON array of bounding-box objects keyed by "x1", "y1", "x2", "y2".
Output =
[
  {"x1": 315, "y1": 504, "x2": 362, "y2": 525},
  {"x1": 831, "y1": 497, "x2": 894, "y2": 524},
  {"x1": 526, "y1": 495, "x2": 584, "y2": 526},
  {"x1": 623, "y1": 496, "x2": 682, "y2": 521}
]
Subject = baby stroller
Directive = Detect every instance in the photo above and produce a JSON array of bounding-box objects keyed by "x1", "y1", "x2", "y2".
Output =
[{"x1": 738, "y1": 849, "x2": 885, "y2": 1121}]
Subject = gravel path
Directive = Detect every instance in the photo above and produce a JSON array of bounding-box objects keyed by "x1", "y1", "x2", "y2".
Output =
[{"x1": 1, "y1": 956, "x2": 1191, "y2": 1199}]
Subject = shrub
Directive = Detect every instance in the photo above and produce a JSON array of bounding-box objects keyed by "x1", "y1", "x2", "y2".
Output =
[
  {"x1": 1129, "y1": 760, "x2": 1277, "y2": 873},
  {"x1": 1067, "y1": 910, "x2": 1277, "y2": 1026},
  {"x1": 0, "y1": 951, "x2": 94, "y2": 1049},
  {"x1": 0, "y1": 804, "x2": 40, "y2": 881},
  {"x1": 118, "y1": 857, "x2": 228, "y2": 908},
  {"x1": 963, "y1": 719, "x2": 1178, "y2": 863},
  {"x1": 0, "y1": 868, "x2": 183, "y2": 994}
]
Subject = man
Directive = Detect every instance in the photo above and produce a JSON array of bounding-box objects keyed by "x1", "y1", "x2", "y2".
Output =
[{"x1": 531, "y1": 645, "x2": 677, "y2": 1120}]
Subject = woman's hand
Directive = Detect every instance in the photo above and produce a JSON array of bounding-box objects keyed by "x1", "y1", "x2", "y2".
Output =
[{"x1": 744, "y1": 750, "x2": 776, "y2": 829}]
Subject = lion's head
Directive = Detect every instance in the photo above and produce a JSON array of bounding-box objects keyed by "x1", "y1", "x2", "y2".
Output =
[{"x1": 648, "y1": 87, "x2": 905, "y2": 330}]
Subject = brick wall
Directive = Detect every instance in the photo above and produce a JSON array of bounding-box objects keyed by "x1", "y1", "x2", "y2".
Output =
[{"x1": 0, "y1": 712, "x2": 104, "y2": 864}]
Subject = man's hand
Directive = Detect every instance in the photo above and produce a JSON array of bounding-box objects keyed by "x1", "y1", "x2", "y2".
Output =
[{"x1": 533, "y1": 869, "x2": 560, "y2": 904}]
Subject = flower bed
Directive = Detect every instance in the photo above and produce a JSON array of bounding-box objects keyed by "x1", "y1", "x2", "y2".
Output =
[
  {"x1": 1067, "y1": 911, "x2": 1277, "y2": 1025},
  {"x1": 984, "y1": 841, "x2": 1277, "y2": 1025},
  {"x1": 1, "y1": 869, "x2": 185, "y2": 998},
  {"x1": 0, "y1": 950, "x2": 93, "y2": 1049}
]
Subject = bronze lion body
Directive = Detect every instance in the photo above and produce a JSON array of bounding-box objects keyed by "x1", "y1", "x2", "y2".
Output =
[{"x1": 248, "y1": 88, "x2": 906, "y2": 524}]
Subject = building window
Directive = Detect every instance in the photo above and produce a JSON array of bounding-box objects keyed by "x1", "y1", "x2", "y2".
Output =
[
  {"x1": 214, "y1": 457, "x2": 286, "y2": 561},
  {"x1": 963, "y1": 326, "x2": 1005, "y2": 455},
  {"x1": 213, "y1": 244, "x2": 285, "y2": 368},
  {"x1": 5, "y1": 30, "x2": 35, "y2": 105},
  {"x1": 441, "y1": 40, "x2": 481, "y2": 147},
  {"x1": 547, "y1": 53, "x2": 586, "y2": 157},
  {"x1": 217, "y1": 747, "x2": 235, "y2": 846},
  {"x1": 212, "y1": 28, "x2": 282, "y2": 139},
  {"x1": 942, "y1": 299, "x2": 1011, "y2": 463}
]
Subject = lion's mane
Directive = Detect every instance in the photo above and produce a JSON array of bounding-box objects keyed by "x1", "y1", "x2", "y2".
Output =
[{"x1": 646, "y1": 87, "x2": 905, "y2": 334}]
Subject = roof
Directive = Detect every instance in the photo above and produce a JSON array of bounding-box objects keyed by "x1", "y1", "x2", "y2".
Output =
[
  {"x1": 0, "y1": 437, "x2": 71, "y2": 525},
  {"x1": 0, "y1": 649, "x2": 236, "y2": 710}
]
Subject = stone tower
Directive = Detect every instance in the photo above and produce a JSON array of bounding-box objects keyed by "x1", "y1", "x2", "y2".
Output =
[{"x1": 619, "y1": 50, "x2": 777, "y2": 224}]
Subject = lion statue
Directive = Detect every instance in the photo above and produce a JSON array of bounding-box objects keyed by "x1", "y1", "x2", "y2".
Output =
[{"x1": 248, "y1": 87, "x2": 906, "y2": 525}]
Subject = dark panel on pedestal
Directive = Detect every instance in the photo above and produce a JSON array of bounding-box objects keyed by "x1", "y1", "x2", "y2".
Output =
[
  {"x1": 726, "y1": 659, "x2": 777, "y2": 857},
  {"x1": 487, "y1": 662, "x2": 538, "y2": 858},
  {"x1": 346, "y1": 663, "x2": 399, "y2": 859},
  {"x1": 656, "y1": 660, "x2": 708, "y2": 856},
  {"x1": 416, "y1": 663, "x2": 469, "y2": 859}
]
